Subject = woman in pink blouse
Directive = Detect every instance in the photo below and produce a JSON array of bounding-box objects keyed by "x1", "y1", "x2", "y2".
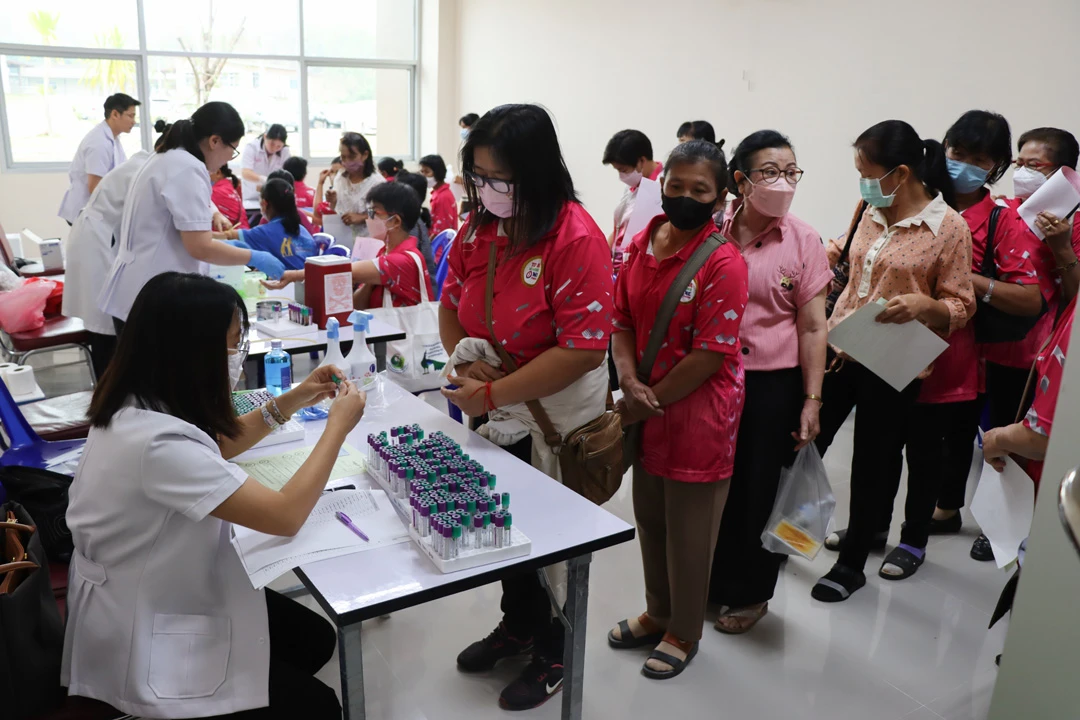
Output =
[
  {"x1": 811, "y1": 120, "x2": 975, "y2": 603},
  {"x1": 708, "y1": 130, "x2": 832, "y2": 632}
]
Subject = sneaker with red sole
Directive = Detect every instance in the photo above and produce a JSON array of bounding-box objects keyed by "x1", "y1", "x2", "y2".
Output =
[{"x1": 499, "y1": 656, "x2": 564, "y2": 711}]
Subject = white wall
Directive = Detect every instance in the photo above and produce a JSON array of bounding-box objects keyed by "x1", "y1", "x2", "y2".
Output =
[
  {"x1": 453, "y1": 0, "x2": 1080, "y2": 239},
  {"x1": 0, "y1": 142, "x2": 70, "y2": 246}
]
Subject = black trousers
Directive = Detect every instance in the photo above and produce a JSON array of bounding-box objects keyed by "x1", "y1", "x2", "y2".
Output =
[
  {"x1": 710, "y1": 367, "x2": 803, "y2": 607},
  {"x1": 815, "y1": 361, "x2": 921, "y2": 572},
  {"x1": 218, "y1": 590, "x2": 340, "y2": 719},
  {"x1": 86, "y1": 331, "x2": 117, "y2": 379},
  {"x1": 498, "y1": 434, "x2": 564, "y2": 659},
  {"x1": 901, "y1": 399, "x2": 982, "y2": 547}
]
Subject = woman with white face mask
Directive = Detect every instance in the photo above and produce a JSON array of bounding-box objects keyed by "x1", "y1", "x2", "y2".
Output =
[
  {"x1": 708, "y1": 130, "x2": 831, "y2": 632},
  {"x1": 602, "y1": 129, "x2": 663, "y2": 275},
  {"x1": 63, "y1": 272, "x2": 365, "y2": 719}
]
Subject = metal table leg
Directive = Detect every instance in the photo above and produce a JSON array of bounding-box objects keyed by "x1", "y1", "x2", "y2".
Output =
[
  {"x1": 562, "y1": 553, "x2": 592, "y2": 720},
  {"x1": 338, "y1": 622, "x2": 366, "y2": 720}
]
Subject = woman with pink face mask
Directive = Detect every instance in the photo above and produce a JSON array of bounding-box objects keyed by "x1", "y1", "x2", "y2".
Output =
[
  {"x1": 325, "y1": 131, "x2": 385, "y2": 242},
  {"x1": 707, "y1": 130, "x2": 832, "y2": 633}
]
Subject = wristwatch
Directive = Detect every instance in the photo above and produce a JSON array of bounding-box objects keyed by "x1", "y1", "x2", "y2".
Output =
[{"x1": 982, "y1": 278, "x2": 996, "y2": 304}]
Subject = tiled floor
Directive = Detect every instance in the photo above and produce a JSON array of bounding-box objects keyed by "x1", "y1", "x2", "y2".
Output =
[{"x1": 33, "y1": 350, "x2": 1003, "y2": 719}]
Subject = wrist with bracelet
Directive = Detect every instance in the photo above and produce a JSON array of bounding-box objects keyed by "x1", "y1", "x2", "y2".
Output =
[
  {"x1": 1056, "y1": 257, "x2": 1080, "y2": 273},
  {"x1": 805, "y1": 393, "x2": 823, "y2": 405}
]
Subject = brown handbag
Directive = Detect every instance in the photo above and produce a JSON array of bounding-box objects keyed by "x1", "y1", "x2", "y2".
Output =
[
  {"x1": 0, "y1": 512, "x2": 37, "y2": 596},
  {"x1": 484, "y1": 243, "x2": 625, "y2": 505}
]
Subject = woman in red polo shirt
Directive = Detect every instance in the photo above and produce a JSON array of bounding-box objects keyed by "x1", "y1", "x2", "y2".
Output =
[
  {"x1": 210, "y1": 164, "x2": 249, "y2": 230},
  {"x1": 419, "y1": 154, "x2": 459, "y2": 239},
  {"x1": 606, "y1": 140, "x2": 749, "y2": 679},
  {"x1": 263, "y1": 182, "x2": 432, "y2": 308},
  {"x1": 708, "y1": 130, "x2": 831, "y2": 631},
  {"x1": 438, "y1": 105, "x2": 613, "y2": 711}
]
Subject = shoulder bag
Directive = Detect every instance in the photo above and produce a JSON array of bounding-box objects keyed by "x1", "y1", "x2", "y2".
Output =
[
  {"x1": 825, "y1": 200, "x2": 869, "y2": 318},
  {"x1": 620, "y1": 232, "x2": 727, "y2": 474},
  {"x1": 974, "y1": 206, "x2": 1047, "y2": 343}
]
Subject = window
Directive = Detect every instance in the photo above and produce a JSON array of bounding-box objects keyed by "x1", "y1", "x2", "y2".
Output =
[{"x1": 0, "y1": 0, "x2": 418, "y2": 169}]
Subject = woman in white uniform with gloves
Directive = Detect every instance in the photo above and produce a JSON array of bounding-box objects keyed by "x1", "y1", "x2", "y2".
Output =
[
  {"x1": 98, "y1": 102, "x2": 285, "y2": 329},
  {"x1": 63, "y1": 271, "x2": 365, "y2": 718}
]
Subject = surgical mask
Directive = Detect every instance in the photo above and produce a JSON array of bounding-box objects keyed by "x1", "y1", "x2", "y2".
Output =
[
  {"x1": 367, "y1": 214, "x2": 390, "y2": 240},
  {"x1": 1013, "y1": 166, "x2": 1049, "y2": 200},
  {"x1": 460, "y1": 128, "x2": 470, "y2": 140},
  {"x1": 478, "y1": 183, "x2": 516, "y2": 218},
  {"x1": 947, "y1": 158, "x2": 990, "y2": 194},
  {"x1": 661, "y1": 193, "x2": 716, "y2": 231},
  {"x1": 227, "y1": 349, "x2": 246, "y2": 390},
  {"x1": 746, "y1": 179, "x2": 795, "y2": 218},
  {"x1": 343, "y1": 159, "x2": 365, "y2": 173},
  {"x1": 619, "y1": 169, "x2": 643, "y2": 188},
  {"x1": 859, "y1": 168, "x2": 899, "y2": 208},
  {"x1": 426, "y1": 175, "x2": 437, "y2": 189}
]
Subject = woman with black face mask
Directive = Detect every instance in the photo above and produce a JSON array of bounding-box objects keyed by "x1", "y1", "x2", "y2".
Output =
[{"x1": 606, "y1": 140, "x2": 749, "y2": 680}]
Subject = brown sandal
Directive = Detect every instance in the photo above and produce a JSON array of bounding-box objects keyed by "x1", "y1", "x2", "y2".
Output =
[{"x1": 714, "y1": 602, "x2": 768, "y2": 635}]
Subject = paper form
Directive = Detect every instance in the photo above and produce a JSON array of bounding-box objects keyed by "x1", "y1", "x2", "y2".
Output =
[
  {"x1": 622, "y1": 177, "x2": 664, "y2": 246},
  {"x1": 230, "y1": 489, "x2": 409, "y2": 589},
  {"x1": 970, "y1": 457, "x2": 1035, "y2": 569},
  {"x1": 235, "y1": 443, "x2": 367, "y2": 491},
  {"x1": 827, "y1": 300, "x2": 948, "y2": 392},
  {"x1": 1017, "y1": 166, "x2": 1080, "y2": 240},
  {"x1": 321, "y1": 213, "x2": 352, "y2": 245}
]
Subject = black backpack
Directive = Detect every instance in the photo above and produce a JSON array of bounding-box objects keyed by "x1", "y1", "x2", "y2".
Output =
[{"x1": 0, "y1": 466, "x2": 73, "y2": 564}]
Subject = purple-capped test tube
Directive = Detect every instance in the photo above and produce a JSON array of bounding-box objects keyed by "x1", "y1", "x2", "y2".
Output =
[
  {"x1": 494, "y1": 513, "x2": 505, "y2": 548},
  {"x1": 473, "y1": 513, "x2": 484, "y2": 549}
]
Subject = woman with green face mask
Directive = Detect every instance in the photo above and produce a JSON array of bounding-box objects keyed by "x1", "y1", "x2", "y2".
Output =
[{"x1": 809, "y1": 120, "x2": 976, "y2": 603}]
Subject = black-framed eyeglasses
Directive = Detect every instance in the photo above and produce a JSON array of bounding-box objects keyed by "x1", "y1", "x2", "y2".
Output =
[
  {"x1": 464, "y1": 170, "x2": 512, "y2": 194},
  {"x1": 227, "y1": 142, "x2": 240, "y2": 160},
  {"x1": 750, "y1": 167, "x2": 805, "y2": 185}
]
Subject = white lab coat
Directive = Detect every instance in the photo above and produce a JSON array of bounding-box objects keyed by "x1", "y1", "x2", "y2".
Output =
[
  {"x1": 62, "y1": 151, "x2": 150, "y2": 335},
  {"x1": 62, "y1": 406, "x2": 269, "y2": 718},
  {"x1": 98, "y1": 149, "x2": 213, "y2": 322},
  {"x1": 58, "y1": 121, "x2": 127, "y2": 224},
  {"x1": 240, "y1": 138, "x2": 291, "y2": 209}
]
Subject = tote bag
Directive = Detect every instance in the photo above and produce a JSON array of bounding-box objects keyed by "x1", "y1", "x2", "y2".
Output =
[{"x1": 371, "y1": 251, "x2": 449, "y2": 392}]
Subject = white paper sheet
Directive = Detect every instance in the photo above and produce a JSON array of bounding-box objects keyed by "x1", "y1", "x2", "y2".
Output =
[
  {"x1": 235, "y1": 443, "x2": 367, "y2": 492},
  {"x1": 350, "y1": 236, "x2": 385, "y2": 262},
  {"x1": 622, "y1": 177, "x2": 664, "y2": 246},
  {"x1": 826, "y1": 300, "x2": 949, "y2": 391},
  {"x1": 1017, "y1": 166, "x2": 1080, "y2": 240},
  {"x1": 970, "y1": 457, "x2": 1035, "y2": 569},
  {"x1": 321, "y1": 214, "x2": 352, "y2": 246},
  {"x1": 230, "y1": 489, "x2": 409, "y2": 589}
]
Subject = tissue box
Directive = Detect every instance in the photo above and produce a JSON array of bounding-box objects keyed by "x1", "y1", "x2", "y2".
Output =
[{"x1": 21, "y1": 229, "x2": 64, "y2": 270}]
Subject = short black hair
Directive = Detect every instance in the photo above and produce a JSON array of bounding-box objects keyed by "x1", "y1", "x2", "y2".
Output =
[
  {"x1": 367, "y1": 181, "x2": 421, "y2": 231},
  {"x1": 677, "y1": 120, "x2": 716, "y2": 144},
  {"x1": 377, "y1": 157, "x2": 404, "y2": 177},
  {"x1": 282, "y1": 156, "x2": 308, "y2": 183},
  {"x1": 665, "y1": 140, "x2": 728, "y2": 194},
  {"x1": 266, "y1": 168, "x2": 294, "y2": 186},
  {"x1": 340, "y1": 132, "x2": 375, "y2": 177},
  {"x1": 729, "y1": 129, "x2": 793, "y2": 195},
  {"x1": 265, "y1": 124, "x2": 288, "y2": 144},
  {"x1": 104, "y1": 93, "x2": 140, "y2": 120},
  {"x1": 602, "y1": 129, "x2": 653, "y2": 167},
  {"x1": 460, "y1": 113, "x2": 480, "y2": 128},
  {"x1": 855, "y1": 119, "x2": 956, "y2": 209},
  {"x1": 462, "y1": 104, "x2": 578, "y2": 254},
  {"x1": 944, "y1": 110, "x2": 1013, "y2": 185},
  {"x1": 1018, "y1": 127, "x2": 1080, "y2": 170},
  {"x1": 396, "y1": 171, "x2": 432, "y2": 228},
  {"x1": 88, "y1": 272, "x2": 248, "y2": 440},
  {"x1": 419, "y1": 154, "x2": 447, "y2": 183}
]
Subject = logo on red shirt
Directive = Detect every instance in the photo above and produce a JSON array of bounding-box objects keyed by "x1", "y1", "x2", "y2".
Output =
[
  {"x1": 521, "y1": 256, "x2": 543, "y2": 286},
  {"x1": 681, "y1": 279, "x2": 697, "y2": 303}
]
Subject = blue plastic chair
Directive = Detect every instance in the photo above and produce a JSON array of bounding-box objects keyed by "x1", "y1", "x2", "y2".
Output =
[
  {"x1": 0, "y1": 375, "x2": 86, "y2": 470},
  {"x1": 431, "y1": 230, "x2": 456, "y2": 300}
]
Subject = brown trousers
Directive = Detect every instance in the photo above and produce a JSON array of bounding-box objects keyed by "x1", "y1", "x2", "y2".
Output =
[{"x1": 634, "y1": 464, "x2": 730, "y2": 642}]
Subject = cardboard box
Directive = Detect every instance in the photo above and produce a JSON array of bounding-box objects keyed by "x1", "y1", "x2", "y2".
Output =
[{"x1": 20, "y1": 229, "x2": 64, "y2": 270}]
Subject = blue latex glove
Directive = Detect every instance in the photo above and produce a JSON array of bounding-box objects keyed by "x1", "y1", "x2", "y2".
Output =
[{"x1": 249, "y1": 250, "x2": 286, "y2": 280}]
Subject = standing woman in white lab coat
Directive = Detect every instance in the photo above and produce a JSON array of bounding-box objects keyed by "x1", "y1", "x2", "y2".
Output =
[
  {"x1": 63, "y1": 271, "x2": 365, "y2": 719},
  {"x1": 98, "y1": 102, "x2": 285, "y2": 331},
  {"x1": 63, "y1": 120, "x2": 171, "y2": 376}
]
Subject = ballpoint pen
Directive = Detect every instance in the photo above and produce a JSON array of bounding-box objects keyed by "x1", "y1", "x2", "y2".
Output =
[{"x1": 336, "y1": 511, "x2": 369, "y2": 541}]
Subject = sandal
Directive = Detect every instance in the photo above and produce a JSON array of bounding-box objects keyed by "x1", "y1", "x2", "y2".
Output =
[
  {"x1": 608, "y1": 613, "x2": 665, "y2": 650},
  {"x1": 824, "y1": 528, "x2": 889, "y2": 552},
  {"x1": 641, "y1": 633, "x2": 698, "y2": 680},
  {"x1": 714, "y1": 603, "x2": 768, "y2": 635},
  {"x1": 811, "y1": 563, "x2": 866, "y2": 603},
  {"x1": 879, "y1": 545, "x2": 925, "y2": 580}
]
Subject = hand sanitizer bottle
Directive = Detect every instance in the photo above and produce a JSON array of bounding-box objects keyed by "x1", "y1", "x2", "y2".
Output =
[{"x1": 344, "y1": 310, "x2": 378, "y2": 391}]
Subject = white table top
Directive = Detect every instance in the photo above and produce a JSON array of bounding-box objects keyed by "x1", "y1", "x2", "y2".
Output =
[
  {"x1": 246, "y1": 316, "x2": 406, "y2": 357},
  {"x1": 232, "y1": 382, "x2": 635, "y2": 626}
]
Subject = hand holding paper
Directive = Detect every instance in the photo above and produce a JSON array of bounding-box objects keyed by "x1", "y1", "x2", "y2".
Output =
[
  {"x1": 970, "y1": 456, "x2": 1035, "y2": 569},
  {"x1": 1017, "y1": 166, "x2": 1080, "y2": 240}
]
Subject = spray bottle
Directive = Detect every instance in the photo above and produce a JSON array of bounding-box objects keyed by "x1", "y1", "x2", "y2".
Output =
[
  {"x1": 320, "y1": 317, "x2": 349, "y2": 372},
  {"x1": 344, "y1": 310, "x2": 378, "y2": 391}
]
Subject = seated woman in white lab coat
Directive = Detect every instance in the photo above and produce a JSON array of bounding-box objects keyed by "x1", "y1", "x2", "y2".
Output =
[
  {"x1": 62, "y1": 272, "x2": 365, "y2": 719},
  {"x1": 99, "y1": 102, "x2": 287, "y2": 331}
]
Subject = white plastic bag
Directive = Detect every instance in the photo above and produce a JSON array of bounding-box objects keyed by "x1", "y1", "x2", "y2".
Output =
[{"x1": 761, "y1": 443, "x2": 836, "y2": 560}]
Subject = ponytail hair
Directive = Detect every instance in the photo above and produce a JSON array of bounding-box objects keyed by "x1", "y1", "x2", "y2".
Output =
[
  {"x1": 219, "y1": 164, "x2": 241, "y2": 193},
  {"x1": 156, "y1": 101, "x2": 244, "y2": 162},
  {"x1": 854, "y1": 120, "x2": 956, "y2": 209},
  {"x1": 261, "y1": 178, "x2": 301, "y2": 235},
  {"x1": 153, "y1": 119, "x2": 172, "y2": 151}
]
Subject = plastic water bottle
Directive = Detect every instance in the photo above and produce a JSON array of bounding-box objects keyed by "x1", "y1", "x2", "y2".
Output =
[{"x1": 264, "y1": 340, "x2": 292, "y2": 396}]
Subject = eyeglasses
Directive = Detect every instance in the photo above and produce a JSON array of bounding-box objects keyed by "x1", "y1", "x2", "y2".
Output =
[
  {"x1": 464, "y1": 170, "x2": 512, "y2": 194},
  {"x1": 1014, "y1": 159, "x2": 1056, "y2": 171},
  {"x1": 229, "y1": 337, "x2": 250, "y2": 360},
  {"x1": 227, "y1": 142, "x2": 240, "y2": 160},
  {"x1": 750, "y1": 167, "x2": 805, "y2": 185}
]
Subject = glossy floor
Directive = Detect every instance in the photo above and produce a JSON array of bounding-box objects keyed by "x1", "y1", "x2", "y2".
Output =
[{"x1": 282, "y1": 410, "x2": 1005, "y2": 720}]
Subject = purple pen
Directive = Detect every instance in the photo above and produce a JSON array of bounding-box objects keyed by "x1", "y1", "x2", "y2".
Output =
[{"x1": 336, "y1": 512, "x2": 369, "y2": 542}]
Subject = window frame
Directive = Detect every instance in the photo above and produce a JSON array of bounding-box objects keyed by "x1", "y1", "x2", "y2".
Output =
[{"x1": 0, "y1": 0, "x2": 419, "y2": 172}]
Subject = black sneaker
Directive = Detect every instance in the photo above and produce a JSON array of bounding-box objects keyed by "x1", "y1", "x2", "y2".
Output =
[
  {"x1": 456, "y1": 623, "x2": 534, "y2": 672},
  {"x1": 499, "y1": 656, "x2": 564, "y2": 711}
]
